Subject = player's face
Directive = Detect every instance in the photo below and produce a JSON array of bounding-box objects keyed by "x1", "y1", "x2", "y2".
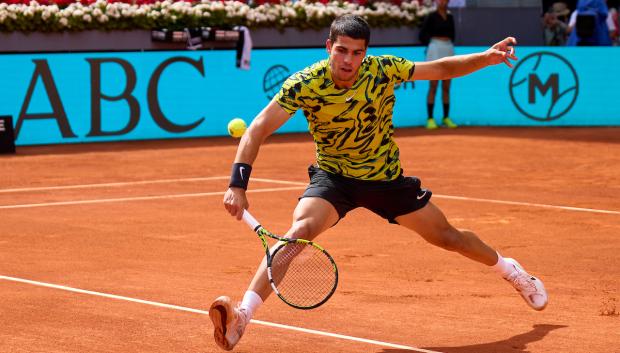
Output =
[{"x1": 326, "y1": 35, "x2": 367, "y2": 88}]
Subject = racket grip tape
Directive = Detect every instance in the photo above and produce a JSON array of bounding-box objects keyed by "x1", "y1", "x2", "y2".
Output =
[{"x1": 242, "y1": 210, "x2": 261, "y2": 231}]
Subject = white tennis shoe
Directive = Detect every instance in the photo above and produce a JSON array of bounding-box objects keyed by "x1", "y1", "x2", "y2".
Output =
[
  {"x1": 209, "y1": 296, "x2": 249, "y2": 351},
  {"x1": 504, "y1": 258, "x2": 548, "y2": 311}
]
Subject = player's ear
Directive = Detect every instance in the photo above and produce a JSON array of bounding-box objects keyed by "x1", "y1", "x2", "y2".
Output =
[{"x1": 326, "y1": 39, "x2": 332, "y2": 55}]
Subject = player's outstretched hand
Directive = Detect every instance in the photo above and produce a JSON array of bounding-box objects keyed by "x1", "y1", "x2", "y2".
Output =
[
  {"x1": 485, "y1": 37, "x2": 518, "y2": 68},
  {"x1": 223, "y1": 187, "x2": 249, "y2": 220}
]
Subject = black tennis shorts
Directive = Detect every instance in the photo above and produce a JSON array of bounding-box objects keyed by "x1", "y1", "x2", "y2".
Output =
[{"x1": 300, "y1": 165, "x2": 432, "y2": 224}]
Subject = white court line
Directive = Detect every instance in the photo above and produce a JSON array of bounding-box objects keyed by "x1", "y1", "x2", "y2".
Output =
[
  {"x1": 0, "y1": 186, "x2": 306, "y2": 210},
  {"x1": 0, "y1": 177, "x2": 227, "y2": 193},
  {"x1": 252, "y1": 177, "x2": 306, "y2": 186},
  {"x1": 0, "y1": 176, "x2": 305, "y2": 194},
  {"x1": 1, "y1": 176, "x2": 617, "y2": 215},
  {"x1": 0, "y1": 275, "x2": 440, "y2": 353},
  {"x1": 433, "y1": 194, "x2": 620, "y2": 215}
]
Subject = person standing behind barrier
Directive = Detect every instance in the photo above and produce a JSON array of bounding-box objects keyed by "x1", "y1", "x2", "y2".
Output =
[
  {"x1": 567, "y1": 0, "x2": 612, "y2": 46},
  {"x1": 419, "y1": 0, "x2": 458, "y2": 130},
  {"x1": 543, "y1": 2, "x2": 571, "y2": 46},
  {"x1": 606, "y1": 0, "x2": 619, "y2": 45}
]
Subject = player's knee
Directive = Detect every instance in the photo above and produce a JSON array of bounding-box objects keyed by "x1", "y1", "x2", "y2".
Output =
[{"x1": 288, "y1": 219, "x2": 313, "y2": 239}]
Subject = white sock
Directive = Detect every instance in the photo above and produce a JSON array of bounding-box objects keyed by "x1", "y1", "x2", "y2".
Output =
[
  {"x1": 240, "y1": 291, "x2": 263, "y2": 319},
  {"x1": 493, "y1": 252, "x2": 515, "y2": 278}
]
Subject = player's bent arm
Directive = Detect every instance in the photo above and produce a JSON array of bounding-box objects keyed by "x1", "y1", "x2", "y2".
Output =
[
  {"x1": 412, "y1": 53, "x2": 488, "y2": 81},
  {"x1": 223, "y1": 100, "x2": 292, "y2": 219},
  {"x1": 411, "y1": 36, "x2": 518, "y2": 81},
  {"x1": 233, "y1": 99, "x2": 292, "y2": 165}
]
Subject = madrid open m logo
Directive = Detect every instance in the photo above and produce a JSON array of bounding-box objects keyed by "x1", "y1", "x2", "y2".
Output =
[{"x1": 509, "y1": 52, "x2": 578, "y2": 121}]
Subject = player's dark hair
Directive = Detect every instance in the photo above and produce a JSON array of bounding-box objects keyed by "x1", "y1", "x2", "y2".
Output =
[{"x1": 329, "y1": 15, "x2": 370, "y2": 47}]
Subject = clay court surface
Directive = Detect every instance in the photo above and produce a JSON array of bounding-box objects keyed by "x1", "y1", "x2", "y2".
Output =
[{"x1": 1, "y1": 127, "x2": 619, "y2": 353}]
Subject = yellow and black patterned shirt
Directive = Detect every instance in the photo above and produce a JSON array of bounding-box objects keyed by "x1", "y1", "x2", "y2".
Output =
[{"x1": 275, "y1": 55, "x2": 415, "y2": 181}]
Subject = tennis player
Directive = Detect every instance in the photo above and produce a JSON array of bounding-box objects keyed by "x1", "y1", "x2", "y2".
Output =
[{"x1": 210, "y1": 14, "x2": 548, "y2": 351}]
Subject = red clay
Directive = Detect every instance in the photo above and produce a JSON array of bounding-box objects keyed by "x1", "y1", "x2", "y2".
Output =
[{"x1": 1, "y1": 127, "x2": 619, "y2": 353}]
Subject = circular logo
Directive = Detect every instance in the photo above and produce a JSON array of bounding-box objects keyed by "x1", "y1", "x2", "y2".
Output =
[
  {"x1": 263, "y1": 65, "x2": 290, "y2": 100},
  {"x1": 509, "y1": 52, "x2": 578, "y2": 121}
]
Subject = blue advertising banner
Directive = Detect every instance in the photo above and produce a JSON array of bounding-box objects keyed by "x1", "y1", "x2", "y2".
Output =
[{"x1": 0, "y1": 47, "x2": 618, "y2": 146}]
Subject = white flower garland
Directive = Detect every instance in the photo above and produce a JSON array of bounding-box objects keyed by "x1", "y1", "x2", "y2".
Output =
[{"x1": 0, "y1": 0, "x2": 434, "y2": 32}]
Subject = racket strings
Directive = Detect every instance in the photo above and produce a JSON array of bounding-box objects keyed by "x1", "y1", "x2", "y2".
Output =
[{"x1": 270, "y1": 242, "x2": 337, "y2": 308}]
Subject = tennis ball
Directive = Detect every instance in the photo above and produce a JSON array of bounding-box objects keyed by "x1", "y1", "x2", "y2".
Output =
[{"x1": 227, "y1": 118, "x2": 247, "y2": 138}]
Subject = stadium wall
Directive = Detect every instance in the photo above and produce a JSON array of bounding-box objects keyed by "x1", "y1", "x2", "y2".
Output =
[
  {"x1": 0, "y1": 8, "x2": 543, "y2": 52},
  {"x1": 1, "y1": 46, "x2": 616, "y2": 146}
]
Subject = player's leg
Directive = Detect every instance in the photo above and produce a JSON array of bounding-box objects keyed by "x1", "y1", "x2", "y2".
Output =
[
  {"x1": 396, "y1": 201, "x2": 497, "y2": 264},
  {"x1": 395, "y1": 201, "x2": 548, "y2": 310},
  {"x1": 426, "y1": 81, "x2": 439, "y2": 129},
  {"x1": 440, "y1": 79, "x2": 457, "y2": 128},
  {"x1": 209, "y1": 197, "x2": 339, "y2": 351}
]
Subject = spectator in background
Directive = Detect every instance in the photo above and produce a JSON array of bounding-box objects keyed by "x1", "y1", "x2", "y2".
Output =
[
  {"x1": 448, "y1": 0, "x2": 466, "y2": 7},
  {"x1": 567, "y1": 0, "x2": 612, "y2": 45},
  {"x1": 419, "y1": 0, "x2": 458, "y2": 130},
  {"x1": 543, "y1": 2, "x2": 571, "y2": 45},
  {"x1": 607, "y1": 0, "x2": 619, "y2": 45}
]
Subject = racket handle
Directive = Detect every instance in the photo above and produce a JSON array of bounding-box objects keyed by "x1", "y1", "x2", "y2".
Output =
[{"x1": 242, "y1": 209, "x2": 261, "y2": 231}]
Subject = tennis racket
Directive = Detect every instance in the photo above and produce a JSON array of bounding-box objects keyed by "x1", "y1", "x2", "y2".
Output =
[{"x1": 241, "y1": 209, "x2": 338, "y2": 310}]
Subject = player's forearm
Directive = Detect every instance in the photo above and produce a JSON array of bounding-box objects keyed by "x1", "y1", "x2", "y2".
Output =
[
  {"x1": 233, "y1": 121, "x2": 268, "y2": 166},
  {"x1": 434, "y1": 52, "x2": 489, "y2": 80},
  {"x1": 227, "y1": 120, "x2": 268, "y2": 192}
]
